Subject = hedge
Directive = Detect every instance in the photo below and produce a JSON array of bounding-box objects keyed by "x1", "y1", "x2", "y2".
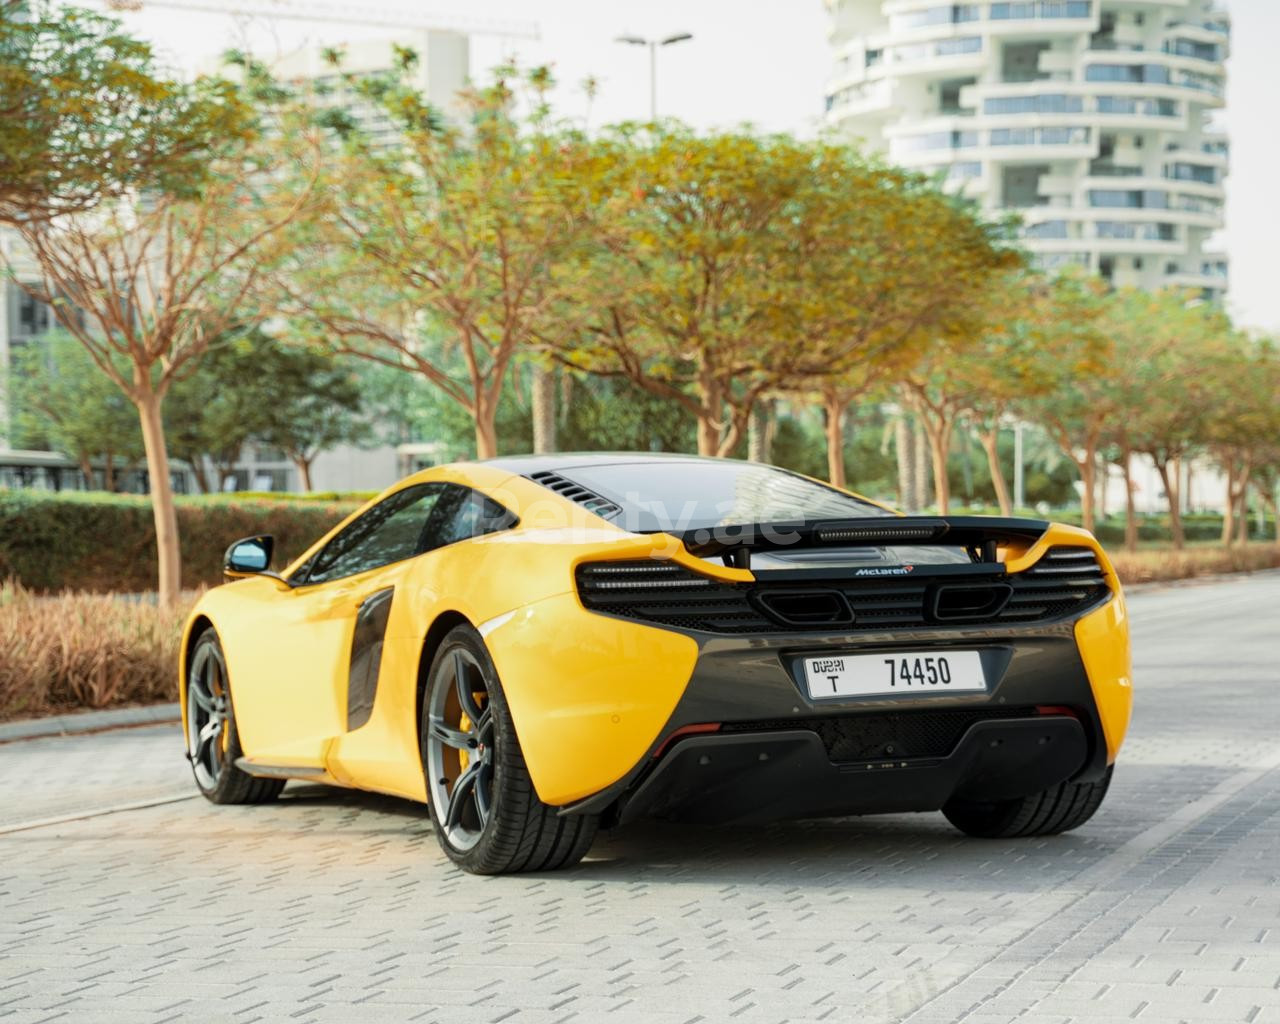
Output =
[{"x1": 0, "y1": 490, "x2": 361, "y2": 593}]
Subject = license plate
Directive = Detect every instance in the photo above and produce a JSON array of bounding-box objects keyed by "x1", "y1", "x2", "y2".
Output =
[{"x1": 803, "y1": 650, "x2": 987, "y2": 700}]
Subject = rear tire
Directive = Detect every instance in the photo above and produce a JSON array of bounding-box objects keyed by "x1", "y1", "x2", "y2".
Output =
[
  {"x1": 943, "y1": 766, "x2": 1113, "y2": 839},
  {"x1": 186, "y1": 629, "x2": 285, "y2": 806},
  {"x1": 421, "y1": 625, "x2": 598, "y2": 875}
]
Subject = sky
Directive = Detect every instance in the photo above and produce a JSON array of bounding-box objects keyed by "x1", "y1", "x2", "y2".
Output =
[{"x1": 104, "y1": 0, "x2": 1280, "y2": 336}]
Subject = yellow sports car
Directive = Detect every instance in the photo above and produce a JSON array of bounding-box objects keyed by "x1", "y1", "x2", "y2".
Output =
[{"x1": 180, "y1": 454, "x2": 1132, "y2": 874}]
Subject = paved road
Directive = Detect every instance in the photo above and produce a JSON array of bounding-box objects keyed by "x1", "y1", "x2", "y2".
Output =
[{"x1": 2, "y1": 573, "x2": 1279, "y2": 1024}]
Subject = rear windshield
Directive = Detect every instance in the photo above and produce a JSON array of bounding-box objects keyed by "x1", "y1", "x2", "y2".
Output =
[{"x1": 557, "y1": 461, "x2": 884, "y2": 533}]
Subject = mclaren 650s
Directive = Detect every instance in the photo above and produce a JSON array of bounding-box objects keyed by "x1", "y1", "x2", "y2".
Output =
[{"x1": 180, "y1": 454, "x2": 1132, "y2": 874}]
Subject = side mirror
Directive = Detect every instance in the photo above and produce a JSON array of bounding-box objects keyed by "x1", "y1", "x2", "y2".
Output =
[{"x1": 224, "y1": 535, "x2": 274, "y2": 577}]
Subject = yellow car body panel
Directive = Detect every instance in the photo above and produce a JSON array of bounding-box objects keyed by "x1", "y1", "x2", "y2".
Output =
[
  {"x1": 482, "y1": 592, "x2": 699, "y2": 805},
  {"x1": 1001, "y1": 522, "x2": 1133, "y2": 762}
]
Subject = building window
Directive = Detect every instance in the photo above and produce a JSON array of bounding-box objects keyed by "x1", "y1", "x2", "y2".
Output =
[
  {"x1": 1089, "y1": 189, "x2": 1169, "y2": 209},
  {"x1": 935, "y1": 36, "x2": 983, "y2": 56},
  {"x1": 1164, "y1": 39, "x2": 1221, "y2": 62},
  {"x1": 1167, "y1": 163, "x2": 1217, "y2": 185},
  {"x1": 991, "y1": 2, "x2": 1091, "y2": 19},
  {"x1": 891, "y1": 4, "x2": 980, "y2": 30},
  {"x1": 992, "y1": 126, "x2": 1088, "y2": 146},
  {"x1": 984, "y1": 93, "x2": 1083, "y2": 114},
  {"x1": 1026, "y1": 220, "x2": 1069, "y2": 239}
]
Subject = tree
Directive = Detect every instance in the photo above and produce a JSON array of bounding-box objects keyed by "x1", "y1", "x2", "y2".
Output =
[
  {"x1": 808, "y1": 185, "x2": 1020, "y2": 490},
  {"x1": 8, "y1": 105, "x2": 319, "y2": 604},
  {"x1": 1106, "y1": 290, "x2": 1231, "y2": 550},
  {"x1": 165, "y1": 327, "x2": 367, "y2": 492},
  {"x1": 8, "y1": 331, "x2": 143, "y2": 488},
  {"x1": 1202, "y1": 336, "x2": 1280, "y2": 547},
  {"x1": 251, "y1": 340, "x2": 367, "y2": 491},
  {"x1": 286, "y1": 60, "x2": 609, "y2": 459},
  {"x1": 917, "y1": 271, "x2": 1104, "y2": 517},
  {"x1": 565, "y1": 133, "x2": 1013, "y2": 462},
  {"x1": 1014, "y1": 275, "x2": 1114, "y2": 532},
  {"x1": 0, "y1": 1, "x2": 248, "y2": 223}
]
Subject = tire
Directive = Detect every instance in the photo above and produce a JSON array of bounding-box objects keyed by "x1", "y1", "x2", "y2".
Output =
[
  {"x1": 943, "y1": 765, "x2": 1112, "y2": 839},
  {"x1": 185, "y1": 629, "x2": 285, "y2": 805},
  {"x1": 420, "y1": 625, "x2": 598, "y2": 875}
]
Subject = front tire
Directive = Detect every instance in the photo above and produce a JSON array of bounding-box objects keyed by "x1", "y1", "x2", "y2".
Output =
[
  {"x1": 186, "y1": 629, "x2": 284, "y2": 805},
  {"x1": 943, "y1": 766, "x2": 1113, "y2": 839},
  {"x1": 421, "y1": 625, "x2": 597, "y2": 875}
]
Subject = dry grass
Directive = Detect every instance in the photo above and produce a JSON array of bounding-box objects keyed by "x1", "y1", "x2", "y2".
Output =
[
  {"x1": 1110, "y1": 542, "x2": 1280, "y2": 586},
  {"x1": 0, "y1": 581, "x2": 194, "y2": 722}
]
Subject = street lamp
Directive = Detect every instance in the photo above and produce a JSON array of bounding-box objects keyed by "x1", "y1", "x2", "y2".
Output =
[{"x1": 614, "y1": 31, "x2": 693, "y2": 120}]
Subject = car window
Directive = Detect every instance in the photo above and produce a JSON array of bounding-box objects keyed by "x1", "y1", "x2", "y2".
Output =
[
  {"x1": 553, "y1": 460, "x2": 883, "y2": 533},
  {"x1": 304, "y1": 483, "x2": 445, "y2": 585},
  {"x1": 426, "y1": 485, "x2": 517, "y2": 550}
]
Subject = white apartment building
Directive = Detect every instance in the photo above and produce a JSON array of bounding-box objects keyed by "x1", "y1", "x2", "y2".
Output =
[{"x1": 825, "y1": 0, "x2": 1230, "y2": 299}]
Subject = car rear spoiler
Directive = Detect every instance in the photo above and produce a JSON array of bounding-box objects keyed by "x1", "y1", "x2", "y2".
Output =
[{"x1": 673, "y1": 515, "x2": 1050, "y2": 569}]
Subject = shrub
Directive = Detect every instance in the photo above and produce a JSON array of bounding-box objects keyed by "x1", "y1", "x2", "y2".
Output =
[
  {"x1": 0, "y1": 490, "x2": 360, "y2": 593},
  {"x1": 1109, "y1": 543, "x2": 1280, "y2": 586},
  {"x1": 0, "y1": 581, "x2": 194, "y2": 720}
]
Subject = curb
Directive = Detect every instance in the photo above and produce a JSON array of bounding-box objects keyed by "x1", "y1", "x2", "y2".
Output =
[{"x1": 0, "y1": 703, "x2": 181, "y2": 744}]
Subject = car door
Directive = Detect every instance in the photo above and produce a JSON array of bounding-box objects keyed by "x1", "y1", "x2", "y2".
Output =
[
  {"x1": 324, "y1": 483, "x2": 520, "y2": 797},
  {"x1": 229, "y1": 482, "x2": 449, "y2": 768}
]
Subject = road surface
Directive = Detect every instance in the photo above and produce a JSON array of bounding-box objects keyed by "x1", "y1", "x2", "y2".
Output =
[{"x1": 1, "y1": 572, "x2": 1278, "y2": 1023}]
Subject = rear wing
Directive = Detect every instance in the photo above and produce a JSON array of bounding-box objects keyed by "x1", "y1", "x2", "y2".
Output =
[{"x1": 671, "y1": 515, "x2": 1050, "y2": 569}]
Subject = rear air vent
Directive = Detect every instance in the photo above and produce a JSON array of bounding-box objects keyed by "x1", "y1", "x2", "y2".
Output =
[
  {"x1": 577, "y1": 547, "x2": 1111, "y2": 635},
  {"x1": 526, "y1": 471, "x2": 623, "y2": 520},
  {"x1": 999, "y1": 546, "x2": 1110, "y2": 622}
]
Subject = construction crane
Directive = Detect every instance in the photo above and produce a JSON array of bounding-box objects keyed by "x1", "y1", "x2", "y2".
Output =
[{"x1": 104, "y1": 0, "x2": 540, "y2": 40}]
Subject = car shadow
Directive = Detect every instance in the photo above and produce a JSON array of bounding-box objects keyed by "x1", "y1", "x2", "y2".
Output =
[{"x1": 270, "y1": 782, "x2": 1117, "y2": 890}]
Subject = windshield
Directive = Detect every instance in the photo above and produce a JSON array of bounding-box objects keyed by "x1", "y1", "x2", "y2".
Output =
[{"x1": 555, "y1": 460, "x2": 885, "y2": 534}]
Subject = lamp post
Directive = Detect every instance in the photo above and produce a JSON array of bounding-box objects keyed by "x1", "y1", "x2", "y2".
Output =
[{"x1": 614, "y1": 32, "x2": 693, "y2": 120}]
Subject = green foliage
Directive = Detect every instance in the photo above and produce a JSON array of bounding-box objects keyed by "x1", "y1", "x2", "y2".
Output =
[
  {"x1": 8, "y1": 331, "x2": 143, "y2": 479},
  {"x1": 167, "y1": 328, "x2": 370, "y2": 490},
  {"x1": 0, "y1": 490, "x2": 357, "y2": 592},
  {"x1": 0, "y1": 0, "x2": 251, "y2": 221}
]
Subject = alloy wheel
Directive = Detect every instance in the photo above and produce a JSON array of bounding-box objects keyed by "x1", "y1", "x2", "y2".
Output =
[
  {"x1": 425, "y1": 647, "x2": 495, "y2": 852},
  {"x1": 187, "y1": 641, "x2": 231, "y2": 790}
]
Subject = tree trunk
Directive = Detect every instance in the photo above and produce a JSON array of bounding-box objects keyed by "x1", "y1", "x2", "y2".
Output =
[
  {"x1": 747, "y1": 401, "x2": 771, "y2": 463},
  {"x1": 1121, "y1": 446, "x2": 1137, "y2": 554},
  {"x1": 980, "y1": 427, "x2": 1011, "y2": 517},
  {"x1": 136, "y1": 391, "x2": 182, "y2": 608},
  {"x1": 1235, "y1": 464, "x2": 1252, "y2": 545},
  {"x1": 1262, "y1": 492, "x2": 1279, "y2": 543},
  {"x1": 895, "y1": 416, "x2": 914, "y2": 511},
  {"x1": 696, "y1": 414, "x2": 719, "y2": 457},
  {"x1": 1153, "y1": 458, "x2": 1185, "y2": 550},
  {"x1": 1096, "y1": 452, "x2": 1108, "y2": 521},
  {"x1": 78, "y1": 455, "x2": 93, "y2": 490},
  {"x1": 823, "y1": 389, "x2": 846, "y2": 488},
  {"x1": 189, "y1": 456, "x2": 210, "y2": 495},
  {"x1": 531, "y1": 363, "x2": 556, "y2": 455},
  {"x1": 913, "y1": 418, "x2": 929, "y2": 511},
  {"x1": 921, "y1": 417, "x2": 953, "y2": 514},
  {"x1": 1221, "y1": 462, "x2": 1236, "y2": 546},
  {"x1": 474, "y1": 404, "x2": 499, "y2": 460},
  {"x1": 295, "y1": 457, "x2": 314, "y2": 493}
]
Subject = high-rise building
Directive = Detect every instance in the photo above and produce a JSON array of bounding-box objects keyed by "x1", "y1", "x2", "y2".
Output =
[{"x1": 825, "y1": 0, "x2": 1230, "y2": 300}]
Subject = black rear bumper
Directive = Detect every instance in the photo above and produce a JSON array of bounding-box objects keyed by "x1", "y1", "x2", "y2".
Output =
[
  {"x1": 564, "y1": 619, "x2": 1111, "y2": 825},
  {"x1": 618, "y1": 715, "x2": 1088, "y2": 825}
]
